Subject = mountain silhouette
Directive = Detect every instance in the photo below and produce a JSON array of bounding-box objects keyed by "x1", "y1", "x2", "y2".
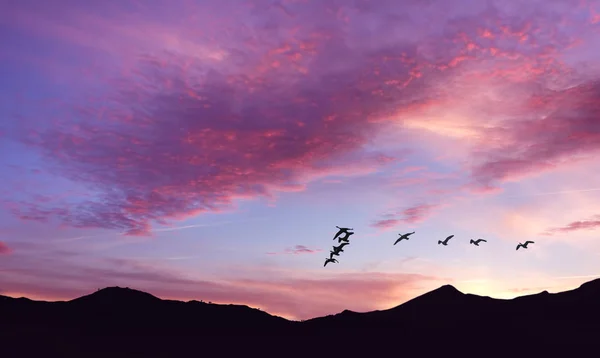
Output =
[
  {"x1": 3, "y1": 280, "x2": 600, "y2": 356},
  {"x1": 70, "y1": 286, "x2": 162, "y2": 305}
]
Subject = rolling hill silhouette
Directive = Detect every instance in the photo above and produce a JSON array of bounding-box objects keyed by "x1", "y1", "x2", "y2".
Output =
[{"x1": 3, "y1": 280, "x2": 600, "y2": 356}]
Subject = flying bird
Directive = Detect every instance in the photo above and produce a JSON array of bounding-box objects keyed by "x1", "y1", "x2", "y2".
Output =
[
  {"x1": 469, "y1": 239, "x2": 487, "y2": 246},
  {"x1": 438, "y1": 235, "x2": 454, "y2": 246},
  {"x1": 516, "y1": 241, "x2": 535, "y2": 250},
  {"x1": 394, "y1": 231, "x2": 415, "y2": 245},
  {"x1": 329, "y1": 250, "x2": 338, "y2": 260},
  {"x1": 337, "y1": 231, "x2": 354, "y2": 243},
  {"x1": 333, "y1": 226, "x2": 353, "y2": 241},
  {"x1": 324, "y1": 258, "x2": 339, "y2": 267},
  {"x1": 332, "y1": 242, "x2": 349, "y2": 254}
]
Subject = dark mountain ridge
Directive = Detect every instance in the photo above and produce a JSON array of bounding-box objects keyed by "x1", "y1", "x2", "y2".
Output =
[{"x1": 2, "y1": 280, "x2": 600, "y2": 355}]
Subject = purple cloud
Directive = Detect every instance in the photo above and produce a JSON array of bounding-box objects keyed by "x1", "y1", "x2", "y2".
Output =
[
  {"x1": 468, "y1": 81, "x2": 600, "y2": 191},
  {"x1": 3, "y1": 0, "x2": 600, "y2": 235},
  {"x1": 6, "y1": 1, "x2": 484, "y2": 235}
]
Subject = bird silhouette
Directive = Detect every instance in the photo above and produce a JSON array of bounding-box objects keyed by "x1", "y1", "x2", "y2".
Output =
[
  {"x1": 337, "y1": 237, "x2": 350, "y2": 244},
  {"x1": 438, "y1": 235, "x2": 454, "y2": 246},
  {"x1": 329, "y1": 250, "x2": 339, "y2": 260},
  {"x1": 337, "y1": 231, "x2": 354, "y2": 243},
  {"x1": 470, "y1": 238, "x2": 487, "y2": 246},
  {"x1": 394, "y1": 231, "x2": 415, "y2": 245},
  {"x1": 332, "y1": 242, "x2": 349, "y2": 254},
  {"x1": 333, "y1": 226, "x2": 353, "y2": 241},
  {"x1": 324, "y1": 258, "x2": 338, "y2": 267},
  {"x1": 516, "y1": 241, "x2": 535, "y2": 250}
]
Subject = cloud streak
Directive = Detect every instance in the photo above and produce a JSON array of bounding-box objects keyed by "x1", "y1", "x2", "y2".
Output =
[
  {"x1": 542, "y1": 214, "x2": 600, "y2": 235},
  {"x1": 468, "y1": 81, "x2": 600, "y2": 191},
  {"x1": 267, "y1": 245, "x2": 322, "y2": 256},
  {"x1": 505, "y1": 188, "x2": 600, "y2": 198},
  {"x1": 371, "y1": 203, "x2": 440, "y2": 229}
]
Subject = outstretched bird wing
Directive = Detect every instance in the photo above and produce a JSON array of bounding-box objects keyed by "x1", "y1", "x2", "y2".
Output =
[
  {"x1": 333, "y1": 229, "x2": 344, "y2": 240},
  {"x1": 525, "y1": 241, "x2": 535, "y2": 244}
]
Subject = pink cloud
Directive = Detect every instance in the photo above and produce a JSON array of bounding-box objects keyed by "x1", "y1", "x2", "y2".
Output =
[
  {"x1": 400, "y1": 166, "x2": 427, "y2": 174},
  {"x1": 542, "y1": 214, "x2": 600, "y2": 236},
  {"x1": 371, "y1": 203, "x2": 440, "y2": 229},
  {"x1": 0, "y1": 242, "x2": 13, "y2": 255},
  {"x1": 7, "y1": 11, "x2": 476, "y2": 236},
  {"x1": 266, "y1": 245, "x2": 322, "y2": 255},
  {"x1": 468, "y1": 81, "x2": 600, "y2": 191},
  {"x1": 371, "y1": 218, "x2": 401, "y2": 230},
  {"x1": 402, "y1": 203, "x2": 440, "y2": 223},
  {"x1": 4, "y1": 0, "x2": 600, "y2": 236}
]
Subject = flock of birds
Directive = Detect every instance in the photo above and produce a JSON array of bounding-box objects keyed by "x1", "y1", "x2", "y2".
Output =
[
  {"x1": 324, "y1": 226, "x2": 355, "y2": 266},
  {"x1": 323, "y1": 226, "x2": 536, "y2": 267}
]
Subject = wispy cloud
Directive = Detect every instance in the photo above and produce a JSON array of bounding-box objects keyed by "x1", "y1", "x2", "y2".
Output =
[
  {"x1": 266, "y1": 245, "x2": 322, "y2": 256},
  {"x1": 371, "y1": 203, "x2": 441, "y2": 229},
  {"x1": 126, "y1": 255, "x2": 203, "y2": 261},
  {"x1": 505, "y1": 188, "x2": 600, "y2": 198},
  {"x1": 542, "y1": 214, "x2": 600, "y2": 235},
  {"x1": 467, "y1": 81, "x2": 600, "y2": 192},
  {"x1": 50, "y1": 217, "x2": 268, "y2": 243}
]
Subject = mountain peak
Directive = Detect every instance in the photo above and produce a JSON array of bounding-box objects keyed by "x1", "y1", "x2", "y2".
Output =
[
  {"x1": 70, "y1": 286, "x2": 161, "y2": 305},
  {"x1": 385, "y1": 283, "x2": 464, "y2": 312},
  {"x1": 431, "y1": 284, "x2": 463, "y2": 296},
  {"x1": 413, "y1": 284, "x2": 464, "y2": 303}
]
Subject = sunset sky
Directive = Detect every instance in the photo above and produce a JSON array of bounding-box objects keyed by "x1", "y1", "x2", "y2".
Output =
[{"x1": 2, "y1": 0, "x2": 600, "y2": 320}]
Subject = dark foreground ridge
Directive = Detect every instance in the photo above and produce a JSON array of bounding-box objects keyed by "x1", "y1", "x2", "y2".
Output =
[{"x1": 3, "y1": 280, "x2": 600, "y2": 356}]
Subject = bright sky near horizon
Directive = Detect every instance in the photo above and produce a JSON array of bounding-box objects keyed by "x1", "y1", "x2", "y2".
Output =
[{"x1": 1, "y1": 0, "x2": 600, "y2": 320}]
